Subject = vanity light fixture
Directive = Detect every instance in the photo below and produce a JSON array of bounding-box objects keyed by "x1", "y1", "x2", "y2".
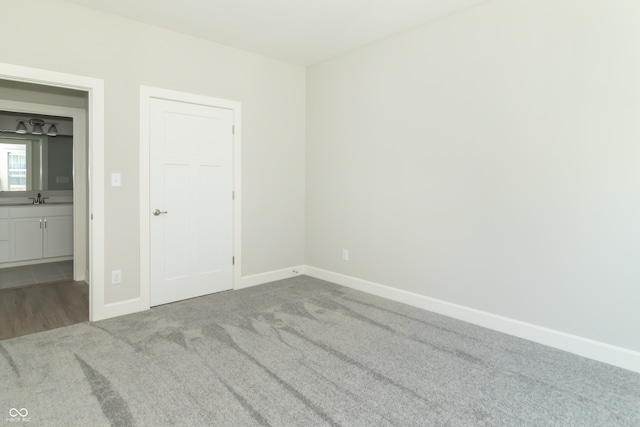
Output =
[
  {"x1": 15, "y1": 121, "x2": 27, "y2": 134},
  {"x1": 29, "y1": 118, "x2": 45, "y2": 135},
  {"x1": 14, "y1": 118, "x2": 58, "y2": 136},
  {"x1": 47, "y1": 124, "x2": 58, "y2": 136}
]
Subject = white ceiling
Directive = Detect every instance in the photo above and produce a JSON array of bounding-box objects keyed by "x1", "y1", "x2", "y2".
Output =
[{"x1": 61, "y1": 0, "x2": 488, "y2": 65}]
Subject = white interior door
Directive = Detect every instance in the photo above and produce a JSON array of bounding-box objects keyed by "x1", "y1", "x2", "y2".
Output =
[{"x1": 150, "y1": 98, "x2": 233, "y2": 306}]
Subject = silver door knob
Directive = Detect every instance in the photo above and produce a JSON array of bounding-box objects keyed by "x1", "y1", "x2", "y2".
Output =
[{"x1": 153, "y1": 209, "x2": 168, "y2": 216}]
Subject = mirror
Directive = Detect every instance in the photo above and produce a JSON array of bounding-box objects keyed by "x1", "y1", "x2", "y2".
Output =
[{"x1": 0, "y1": 134, "x2": 73, "y2": 191}]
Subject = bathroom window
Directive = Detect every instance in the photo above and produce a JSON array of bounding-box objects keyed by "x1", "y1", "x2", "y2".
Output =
[{"x1": 7, "y1": 151, "x2": 27, "y2": 191}]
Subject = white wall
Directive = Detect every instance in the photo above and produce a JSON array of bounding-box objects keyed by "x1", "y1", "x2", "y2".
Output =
[
  {"x1": 306, "y1": 0, "x2": 640, "y2": 352},
  {"x1": 2, "y1": 0, "x2": 306, "y2": 304},
  {"x1": 3, "y1": 0, "x2": 638, "y2": 367}
]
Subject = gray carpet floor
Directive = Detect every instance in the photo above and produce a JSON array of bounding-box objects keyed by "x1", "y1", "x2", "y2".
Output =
[{"x1": 1, "y1": 276, "x2": 639, "y2": 426}]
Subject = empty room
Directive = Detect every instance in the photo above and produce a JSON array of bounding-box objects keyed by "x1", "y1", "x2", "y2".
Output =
[{"x1": 1, "y1": 0, "x2": 639, "y2": 425}]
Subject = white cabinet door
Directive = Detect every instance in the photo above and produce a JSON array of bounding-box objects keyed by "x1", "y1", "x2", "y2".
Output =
[
  {"x1": 44, "y1": 216, "x2": 73, "y2": 258},
  {"x1": 0, "y1": 219, "x2": 9, "y2": 262},
  {"x1": 11, "y1": 217, "x2": 44, "y2": 261}
]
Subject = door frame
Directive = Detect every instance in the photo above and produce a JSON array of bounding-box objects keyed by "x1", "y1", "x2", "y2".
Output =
[
  {"x1": 139, "y1": 86, "x2": 242, "y2": 311},
  {"x1": 0, "y1": 62, "x2": 105, "y2": 321}
]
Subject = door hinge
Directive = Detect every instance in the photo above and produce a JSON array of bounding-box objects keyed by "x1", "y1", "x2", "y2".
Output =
[
  {"x1": 232, "y1": 256, "x2": 235, "y2": 265},
  {"x1": 232, "y1": 191, "x2": 235, "y2": 200},
  {"x1": 91, "y1": 214, "x2": 94, "y2": 220},
  {"x1": 232, "y1": 125, "x2": 235, "y2": 135}
]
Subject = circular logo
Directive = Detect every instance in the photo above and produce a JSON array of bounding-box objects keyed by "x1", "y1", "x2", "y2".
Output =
[{"x1": 9, "y1": 408, "x2": 28, "y2": 417}]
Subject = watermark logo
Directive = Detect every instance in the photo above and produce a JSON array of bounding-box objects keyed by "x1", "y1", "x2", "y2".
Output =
[{"x1": 6, "y1": 408, "x2": 30, "y2": 423}]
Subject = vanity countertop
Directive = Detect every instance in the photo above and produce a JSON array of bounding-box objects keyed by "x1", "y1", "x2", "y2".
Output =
[
  {"x1": 0, "y1": 202, "x2": 73, "y2": 206},
  {"x1": 0, "y1": 200, "x2": 73, "y2": 206}
]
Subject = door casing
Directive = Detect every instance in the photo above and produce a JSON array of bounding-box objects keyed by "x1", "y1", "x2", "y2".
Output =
[
  {"x1": 0, "y1": 61, "x2": 105, "y2": 321},
  {"x1": 139, "y1": 86, "x2": 242, "y2": 311}
]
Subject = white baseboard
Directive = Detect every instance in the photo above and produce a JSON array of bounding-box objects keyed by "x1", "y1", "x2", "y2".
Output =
[
  {"x1": 91, "y1": 266, "x2": 305, "y2": 321},
  {"x1": 305, "y1": 266, "x2": 640, "y2": 374},
  {"x1": 1, "y1": 256, "x2": 73, "y2": 269},
  {"x1": 237, "y1": 265, "x2": 306, "y2": 290},
  {"x1": 92, "y1": 298, "x2": 144, "y2": 322}
]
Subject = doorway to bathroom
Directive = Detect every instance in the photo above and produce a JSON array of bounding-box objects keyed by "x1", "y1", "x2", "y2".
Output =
[
  {"x1": 0, "y1": 81, "x2": 89, "y2": 339},
  {"x1": 0, "y1": 61, "x2": 105, "y2": 327},
  {"x1": 0, "y1": 109, "x2": 79, "y2": 287}
]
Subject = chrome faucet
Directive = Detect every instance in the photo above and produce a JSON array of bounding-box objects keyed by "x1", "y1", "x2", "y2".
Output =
[{"x1": 28, "y1": 193, "x2": 48, "y2": 205}]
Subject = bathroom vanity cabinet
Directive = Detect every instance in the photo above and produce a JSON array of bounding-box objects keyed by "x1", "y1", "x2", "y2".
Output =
[{"x1": 0, "y1": 204, "x2": 73, "y2": 264}]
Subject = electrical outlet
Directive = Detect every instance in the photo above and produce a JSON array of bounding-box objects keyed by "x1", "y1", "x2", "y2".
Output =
[
  {"x1": 342, "y1": 249, "x2": 349, "y2": 261},
  {"x1": 112, "y1": 270, "x2": 122, "y2": 285}
]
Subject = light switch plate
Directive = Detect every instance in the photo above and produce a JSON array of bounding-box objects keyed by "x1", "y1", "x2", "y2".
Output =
[
  {"x1": 112, "y1": 270, "x2": 122, "y2": 285},
  {"x1": 111, "y1": 173, "x2": 122, "y2": 187}
]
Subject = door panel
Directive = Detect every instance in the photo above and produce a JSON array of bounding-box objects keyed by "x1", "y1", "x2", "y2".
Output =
[
  {"x1": 163, "y1": 163, "x2": 190, "y2": 281},
  {"x1": 199, "y1": 165, "x2": 222, "y2": 275},
  {"x1": 150, "y1": 98, "x2": 233, "y2": 307}
]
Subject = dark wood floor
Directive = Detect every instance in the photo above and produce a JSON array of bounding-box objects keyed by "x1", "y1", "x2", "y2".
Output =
[{"x1": 0, "y1": 280, "x2": 89, "y2": 340}]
